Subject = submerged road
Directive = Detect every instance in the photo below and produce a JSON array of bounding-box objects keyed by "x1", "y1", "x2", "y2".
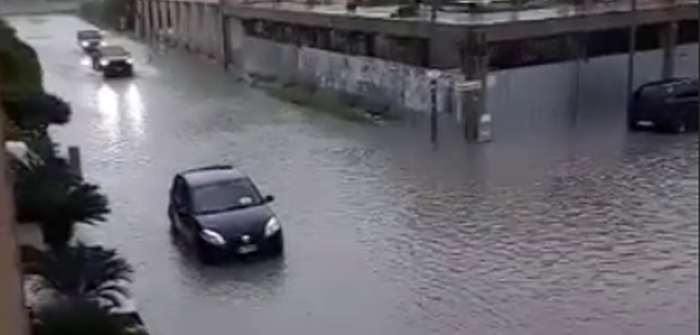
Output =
[{"x1": 9, "y1": 14, "x2": 699, "y2": 335}]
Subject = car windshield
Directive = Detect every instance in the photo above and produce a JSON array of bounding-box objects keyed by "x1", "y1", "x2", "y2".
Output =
[
  {"x1": 192, "y1": 178, "x2": 263, "y2": 215},
  {"x1": 78, "y1": 31, "x2": 101, "y2": 40},
  {"x1": 99, "y1": 46, "x2": 129, "y2": 57}
]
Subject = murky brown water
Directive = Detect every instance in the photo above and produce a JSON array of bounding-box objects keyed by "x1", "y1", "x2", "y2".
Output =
[{"x1": 9, "y1": 14, "x2": 698, "y2": 335}]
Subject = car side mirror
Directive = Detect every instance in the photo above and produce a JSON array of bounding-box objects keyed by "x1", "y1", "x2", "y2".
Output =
[{"x1": 264, "y1": 195, "x2": 275, "y2": 203}]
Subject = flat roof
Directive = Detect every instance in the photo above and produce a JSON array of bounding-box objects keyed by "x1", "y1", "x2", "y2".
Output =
[{"x1": 224, "y1": 0, "x2": 698, "y2": 41}]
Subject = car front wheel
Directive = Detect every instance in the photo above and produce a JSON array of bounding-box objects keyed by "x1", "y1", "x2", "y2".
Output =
[
  {"x1": 267, "y1": 234, "x2": 284, "y2": 256},
  {"x1": 627, "y1": 118, "x2": 642, "y2": 131},
  {"x1": 196, "y1": 240, "x2": 218, "y2": 264},
  {"x1": 663, "y1": 118, "x2": 687, "y2": 134}
]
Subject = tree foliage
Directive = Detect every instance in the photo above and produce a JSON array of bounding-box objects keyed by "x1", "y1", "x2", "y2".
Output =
[
  {"x1": 24, "y1": 244, "x2": 134, "y2": 311},
  {"x1": 0, "y1": 18, "x2": 43, "y2": 98},
  {"x1": 3, "y1": 92, "x2": 71, "y2": 131},
  {"x1": 13, "y1": 143, "x2": 110, "y2": 249},
  {"x1": 31, "y1": 298, "x2": 129, "y2": 335}
]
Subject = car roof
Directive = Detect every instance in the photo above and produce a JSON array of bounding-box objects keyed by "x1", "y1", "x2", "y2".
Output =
[
  {"x1": 178, "y1": 165, "x2": 248, "y2": 188},
  {"x1": 97, "y1": 45, "x2": 130, "y2": 56},
  {"x1": 77, "y1": 30, "x2": 101, "y2": 37},
  {"x1": 640, "y1": 77, "x2": 698, "y2": 90}
]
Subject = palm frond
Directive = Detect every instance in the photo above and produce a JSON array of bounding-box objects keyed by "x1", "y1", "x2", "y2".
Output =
[
  {"x1": 31, "y1": 298, "x2": 129, "y2": 335},
  {"x1": 29, "y1": 244, "x2": 134, "y2": 309}
]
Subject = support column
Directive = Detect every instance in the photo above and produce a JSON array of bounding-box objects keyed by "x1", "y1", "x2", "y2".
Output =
[
  {"x1": 194, "y1": 3, "x2": 204, "y2": 52},
  {"x1": 221, "y1": 14, "x2": 231, "y2": 67},
  {"x1": 159, "y1": 1, "x2": 169, "y2": 41},
  {"x1": 143, "y1": 0, "x2": 152, "y2": 39},
  {"x1": 151, "y1": 0, "x2": 160, "y2": 41},
  {"x1": 169, "y1": 1, "x2": 178, "y2": 45},
  {"x1": 135, "y1": 0, "x2": 143, "y2": 37},
  {"x1": 180, "y1": 2, "x2": 190, "y2": 49},
  {"x1": 459, "y1": 30, "x2": 492, "y2": 143},
  {"x1": 204, "y1": 5, "x2": 214, "y2": 57},
  {"x1": 189, "y1": 3, "x2": 200, "y2": 52},
  {"x1": 661, "y1": 21, "x2": 678, "y2": 79}
]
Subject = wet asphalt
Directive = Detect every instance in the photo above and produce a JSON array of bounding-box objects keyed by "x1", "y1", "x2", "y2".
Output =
[{"x1": 8, "y1": 14, "x2": 699, "y2": 335}]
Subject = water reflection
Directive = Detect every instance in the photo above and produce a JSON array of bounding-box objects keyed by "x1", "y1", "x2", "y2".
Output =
[
  {"x1": 95, "y1": 83, "x2": 146, "y2": 143},
  {"x1": 168, "y1": 231, "x2": 287, "y2": 300},
  {"x1": 125, "y1": 84, "x2": 145, "y2": 137},
  {"x1": 80, "y1": 56, "x2": 92, "y2": 67},
  {"x1": 96, "y1": 83, "x2": 121, "y2": 143}
]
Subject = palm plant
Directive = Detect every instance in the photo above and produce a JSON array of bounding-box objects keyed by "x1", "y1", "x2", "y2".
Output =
[
  {"x1": 25, "y1": 243, "x2": 134, "y2": 311},
  {"x1": 31, "y1": 298, "x2": 129, "y2": 335},
  {"x1": 13, "y1": 142, "x2": 110, "y2": 249},
  {"x1": 3, "y1": 92, "x2": 71, "y2": 131}
]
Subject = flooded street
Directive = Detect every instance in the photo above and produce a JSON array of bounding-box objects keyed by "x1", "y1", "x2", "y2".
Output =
[{"x1": 9, "y1": 14, "x2": 699, "y2": 335}]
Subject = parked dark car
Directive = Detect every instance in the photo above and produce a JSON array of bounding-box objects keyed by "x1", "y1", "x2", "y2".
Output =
[
  {"x1": 168, "y1": 165, "x2": 283, "y2": 263},
  {"x1": 90, "y1": 45, "x2": 134, "y2": 78},
  {"x1": 628, "y1": 77, "x2": 698, "y2": 133},
  {"x1": 76, "y1": 30, "x2": 104, "y2": 53}
]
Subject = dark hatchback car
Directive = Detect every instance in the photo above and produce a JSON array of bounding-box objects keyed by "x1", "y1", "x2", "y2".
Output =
[
  {"x1": 91, "y1": 45, "x2": 134, "y2": 78},
  {"x1": 628, "y1": 77, "x2": 698, "y2": 133},
  {"x1": 76, "y1": 30, "x2": 104, "y2": 53},
  {"x1": 168, "y1": 165, "x2": 283, "y2": 263}
]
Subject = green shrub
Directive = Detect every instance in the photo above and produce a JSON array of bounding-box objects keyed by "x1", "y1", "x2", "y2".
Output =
[
  {"x1": 32, "y1": 299, "x2": 130, "y2": 335},
  {"x1": 0, "y1": 19, "x2": 43, "y2": 98}
]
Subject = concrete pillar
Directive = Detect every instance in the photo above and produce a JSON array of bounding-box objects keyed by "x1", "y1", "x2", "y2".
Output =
[
  {"x1": 159, "y1": 1, "x2": 169, "y2": 41},
  {"x1": 189, "y1": 3, "x2": 200, "y2": 52},
  {"x1": 661, "y1": 21, "x2": 679, "y2": 79},
  {"x1": 143, "y1": 0, "x2": 152, "y2": 39},
  {"x1": 210, "y1": 5, "x2": 222, "y2": 59},
  {"x1": 459, "y1": 30, "x2": 492, "y2": 143},
  {"x1": 204, "y1": 5, "x2": 214, "y2": 56},
  {"x1": 195, "y1": 3, "x2": 204, "y2": 52},
  {"x1": 226, "y1": 16, "x2": 245, "y2": 66},
  {"x1": 169, "y1": 1, "x2": 178, "y2": 45},
  {"x1": 150, "y1": 0, "x2": 160, "y2": 40},
  {"x1": 179, "y1": 2, "x2": 190, "y2": 49},
  {"x1": 374, "y1": 33, "x2": 392, "y2": 60},
  {"x1": 430, "y1": 36, "x2": 461, "y2": 69},
  {"x1": 135, "y1": 0, "x2": 143, "y2": 37}
]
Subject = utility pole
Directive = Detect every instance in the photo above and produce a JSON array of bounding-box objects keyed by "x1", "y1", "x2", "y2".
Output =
[
  {"x1": 428, "y1": 0, "x2": 439, "y2": 146},
  {"x1": 625, "y1": 0, "x2": 638, "y2": 111}
]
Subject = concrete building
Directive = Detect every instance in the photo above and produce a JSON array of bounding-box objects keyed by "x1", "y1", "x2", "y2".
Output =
[
  {"x1": 133, "y1": 0, "x2": 698, "y2": 141},
  {"x1": 0, "y1": 111, "x2": 29, "y2": 335}
]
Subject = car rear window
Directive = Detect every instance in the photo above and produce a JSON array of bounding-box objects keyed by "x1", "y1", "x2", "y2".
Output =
[
  {"x1": 99, "y1": 46, "x2": 129, "y2": 57},
  {"x1": 192, "y1": 178, "x2": 263, "y2": 215},
  {"x1": 673, "y1": 83, "x2": 698, "y2": 99},
  {"x1": 78, "y1": 31, "x2": 101, "y2": 39}
]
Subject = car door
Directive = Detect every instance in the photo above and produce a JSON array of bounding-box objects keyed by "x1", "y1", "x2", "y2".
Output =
[
  {"x1": 178, "y1": 184, "x2": 199, "y2": 244},
  {"x1": 171, "y1": 177, "x2": 192, "y2": 239},
  {"x1": 669, "y1": 85, "x2": 698, "y2": 130}
]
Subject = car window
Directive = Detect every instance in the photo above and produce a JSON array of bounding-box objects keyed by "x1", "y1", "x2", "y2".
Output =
[
  {"x1": 172, "y1": 178, "x2": 188, "y2": 207},
  {"x1": 192, "y1": 178, "x2": 263, "y2": 215},
  {"x1": 98, "y1": 46, "x2": 129, "y2": 57},
  {"x1": 78, "y1": 31, "x2": 101, "y2": 39},
  {"x1": 674, "y1": 85, "x2": 698, "y2": 99}
]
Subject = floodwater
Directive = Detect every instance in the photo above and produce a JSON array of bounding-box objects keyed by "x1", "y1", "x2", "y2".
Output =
[{"x1": 9, "y1": 14, "x2": 698, "y2": 335}]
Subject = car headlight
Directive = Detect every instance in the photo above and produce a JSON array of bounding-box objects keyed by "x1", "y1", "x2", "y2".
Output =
[
  {"x1": 200, "y1": 229, "x2": 226, "y2": 246},
  {"x1": 81, "y1": 41, "x2": 89, "y2": 47},
  {"x1": 99, "y1": 40, "x2": 106, "y2": 46},
  {"x1": 125, "y1": 58, "x2": 134, "y2": 64},
  {"x1": 99, "y1": 59, "x2": 109, "y2": 66},
  {"x1": 264, "y1": 217, "x2": 281, "y2": 237}
]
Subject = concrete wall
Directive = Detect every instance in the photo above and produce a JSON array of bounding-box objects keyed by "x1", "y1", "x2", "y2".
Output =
[
  {"x1": 240, "y1": 36, "x2": 466, "y2": 115},
  {"x1": 136, "y1": 0, "x2": 222, "y2": 58},
  {"x1": 486, "y1": 43, "x2": 699, "y2": 139}
]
